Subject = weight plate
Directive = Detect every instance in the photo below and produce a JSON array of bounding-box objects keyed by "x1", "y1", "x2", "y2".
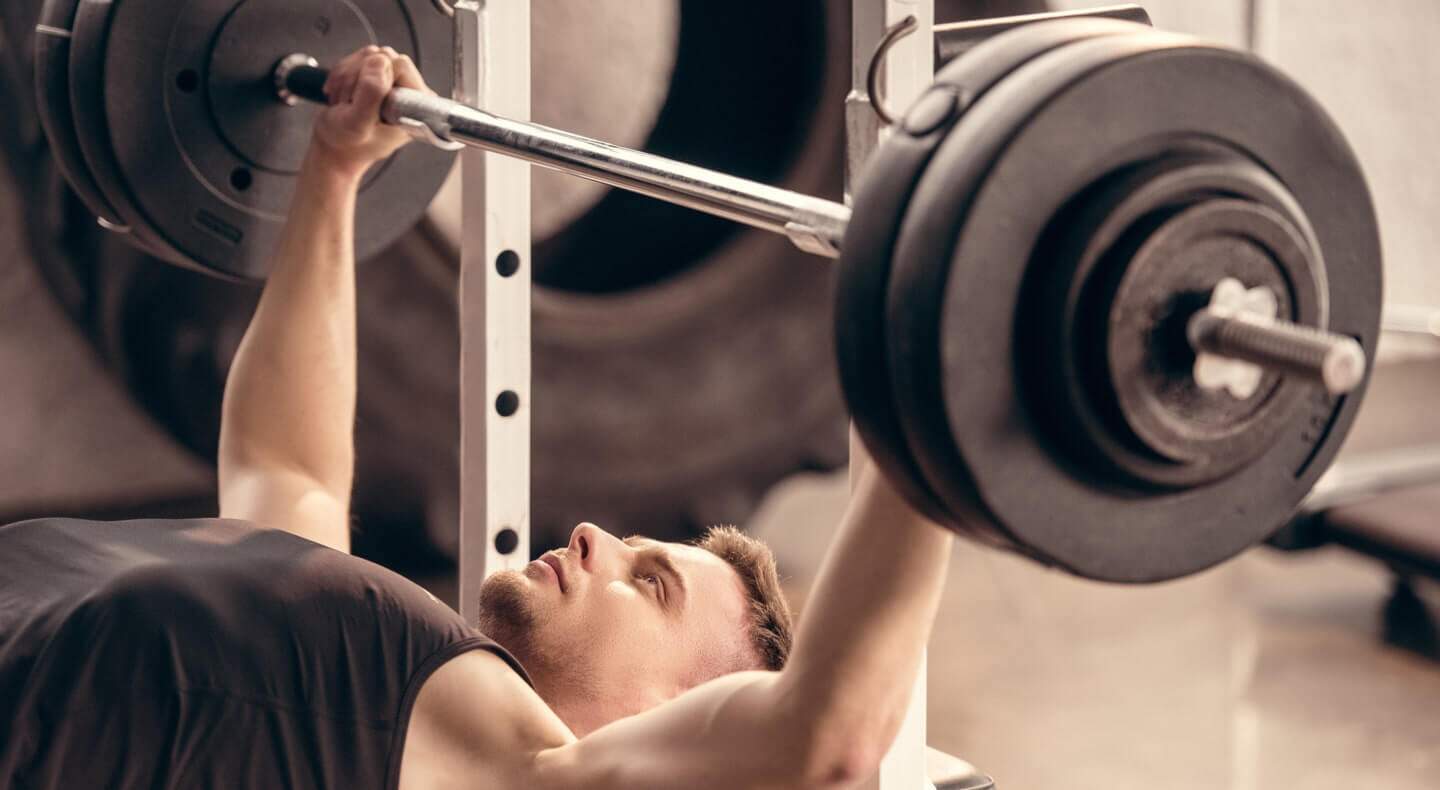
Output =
[
  {"x1": 1030, "y1": 152, "x2": 1325, "y2": 488},
  {"x1": 889, "y1": 26, "x2": 1381, "y2": 581},
  {"x1": 1101, "y1": 200, "x2": 1315, "y2": 481},
  {"x1": 836, "y1": 17, "x2": 1143, "y2": 533},
  {"x1": 70, "y1": 0, "x2": 186, "y2": 264},
  {"x1": 98, "y1": 0, "x2": 455, "y2": 280},
  {"x1": 34, "y1": 0, "x2": 125, "y2": 230}
]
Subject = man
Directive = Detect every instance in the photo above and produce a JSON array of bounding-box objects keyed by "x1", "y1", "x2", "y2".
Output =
[{"x1": 0, "y1": 48, "x2": 953, "y2": 788}]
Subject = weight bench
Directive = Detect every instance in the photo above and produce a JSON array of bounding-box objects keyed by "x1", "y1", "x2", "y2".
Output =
[
  {"x1": 928, "y1": 747, "x2": 996, "y2": 789},
  {"x1": 1274, "y1": 477, "x2": 1440, "y2": 659},
  {"x1": 1270, "y1": 351, "x2": 1440, "y2": 657}
]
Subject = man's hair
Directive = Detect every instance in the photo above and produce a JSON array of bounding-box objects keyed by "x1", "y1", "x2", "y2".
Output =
[{"x1": 694, "y1": 525, "x2": 794, "y2": 671}]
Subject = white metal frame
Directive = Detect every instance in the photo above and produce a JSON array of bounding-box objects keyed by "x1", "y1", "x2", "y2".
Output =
[
  {"x1": 849, "y1": 5, "x2": 935, "y2": 789},
  {"x1": 456, "y1": 0, "x2": 531, "y2": 624}
]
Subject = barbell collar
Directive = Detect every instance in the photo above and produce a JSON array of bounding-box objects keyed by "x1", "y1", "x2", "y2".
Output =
[
  {"x1": 273, "y1": 54, "x2": 321, "y2": 107},
  {"x1": 276, "y1": 59, "x2": 851, "y2": 257}
]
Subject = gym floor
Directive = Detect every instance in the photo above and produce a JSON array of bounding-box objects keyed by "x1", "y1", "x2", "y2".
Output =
[{"x1": 749, "y1": 472, "x2": 1440, "y2": 790}]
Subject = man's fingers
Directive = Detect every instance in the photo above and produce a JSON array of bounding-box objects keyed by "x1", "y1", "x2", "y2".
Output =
[
  {"x1": 333, "y1": 59, "x2": 360, "y2": 106},
  {"x1": 323, "y1": 53, "x2": 352, "y2": 103},
  {"x1": 326, "y1": 48, "x2": 366, "y2": 102},
  {"x1": 324, "y1": 46, "x2": 424, "y2": 102},
  {"x1": 390, "y1": 53, "x2": 426, "y2": 92},
  {"x1": 351, "y1": 54, "x2": 394, "y2": 115},
  {"x1": 340, "y1": 55, "x2": 374, "y2": 105}
]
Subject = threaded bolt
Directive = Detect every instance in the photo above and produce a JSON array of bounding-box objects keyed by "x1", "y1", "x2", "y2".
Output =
[{"x1": 1188, "y1": 308, "x2": 1366, "y2": 395}]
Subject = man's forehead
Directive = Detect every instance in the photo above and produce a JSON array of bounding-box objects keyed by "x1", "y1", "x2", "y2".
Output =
[{"x1": 625, "y1": 536, "x2": 722, "y2": 570}]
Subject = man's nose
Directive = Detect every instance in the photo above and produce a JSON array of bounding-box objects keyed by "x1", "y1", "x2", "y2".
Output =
[{"x1": 567, "y1": 522, "x2": 621, "y2": 573}]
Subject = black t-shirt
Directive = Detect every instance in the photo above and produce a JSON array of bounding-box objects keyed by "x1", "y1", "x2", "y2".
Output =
[{"x1": 0, "y1": 517, "x2": 529, "y2": 789}]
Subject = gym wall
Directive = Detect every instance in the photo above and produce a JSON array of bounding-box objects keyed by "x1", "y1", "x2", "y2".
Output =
[{"x1": 1053, "y1": 0, "x2": 1440, "y2": 314}]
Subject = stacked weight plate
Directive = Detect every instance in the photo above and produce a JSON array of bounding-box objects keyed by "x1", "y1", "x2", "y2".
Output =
[
  {"x1": 34, "y1": 0, "x2": 456, "y2": 280},
  {"x1": 837, "y1": 19, "x2": 1383, "y2": 582}
]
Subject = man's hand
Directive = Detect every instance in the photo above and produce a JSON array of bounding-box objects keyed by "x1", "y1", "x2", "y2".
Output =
[{"x1": 311, "y1": 46, "x2": 433, "y2": 179}]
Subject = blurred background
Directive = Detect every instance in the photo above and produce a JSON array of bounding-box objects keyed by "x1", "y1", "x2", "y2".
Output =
[{"x1": 1, "y1": 1, "x2": 1438, "y2": 788}]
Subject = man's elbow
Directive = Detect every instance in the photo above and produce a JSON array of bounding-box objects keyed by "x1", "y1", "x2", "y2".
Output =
[
  {"x1": 793, "y1": 721, "x2": 892, "y2": 789},
  {"x1": 771, "y1": 679, "x2": 906, "y2": 788},
  {"x1": 794, "y1": 731, "x2": 881, "y2": 782}
]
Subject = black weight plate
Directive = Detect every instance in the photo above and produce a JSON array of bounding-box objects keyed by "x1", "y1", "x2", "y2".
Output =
[
  {"x1": 1034, "y1": 152, "x2": 1325, "y2": 489},
  {"x1": 890, "y1": 28, "x2": 1381, "y2": 581},
  {"x1": 886, "y1": 24, "x2": 1165, "y2": 562},
  {"x1": 34, "y1": 0, "x2": 126, "y2": 230},
  {"x1": 836, "y1": 16, "x2": 1142, "y2": 533},
  {"x1": 99, "y1": 0, "x2": 455, "y2": 281},
  {"x1": 69, "y1": 0, "x2": 187, "y2": 265}
]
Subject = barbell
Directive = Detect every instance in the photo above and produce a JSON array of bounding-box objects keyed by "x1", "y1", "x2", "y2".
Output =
[{"x1": 33, "y1": 0, "x2": 1382, "y2": 582}]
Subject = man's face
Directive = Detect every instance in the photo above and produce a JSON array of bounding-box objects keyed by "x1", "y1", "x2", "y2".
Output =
[{"x1": 477, "y1": 523, "x2": 753, "y2": 731}]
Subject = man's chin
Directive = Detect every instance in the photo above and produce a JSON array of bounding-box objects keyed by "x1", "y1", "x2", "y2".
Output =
[{"x1": 476, "y1": 570, "x2": 539, "y2": 647}]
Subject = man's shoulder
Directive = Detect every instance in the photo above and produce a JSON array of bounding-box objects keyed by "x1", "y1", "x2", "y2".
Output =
[
  {"x1": 414, "y1": 647, "x2": 551, "y2": 727},
  {"x1": 401, "y1": 648, "x2": 572, "y2": 788}
]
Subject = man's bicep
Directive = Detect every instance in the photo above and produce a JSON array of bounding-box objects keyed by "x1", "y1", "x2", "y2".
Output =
[
  {"x1": 218, "y1": 462, "x2": 351, "y2": 553},
  {"x1": 537, "y1": 671, "x2": 816, "y2": 790}
]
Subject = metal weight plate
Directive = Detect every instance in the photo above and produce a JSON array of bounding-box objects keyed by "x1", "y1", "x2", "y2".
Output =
[
  {"x1": 885, "y1": 24, "x2": 1164, "y2": 563},
  {"x1": 1030, "y1": 154, "x2": 1327, "y2": 489},
  {"x1": 836, "y1": 17, "x2": 1143, "y2": 533},
  {"x1": 95, "y1": 0, "x2": 455, "y2": 280},
  {"x1": 69, "y1": 0, "x2": 188, "y2": 264},
  {"x1": 888, "y1": 26, "x2": 1381, "y2": 581},
  {"x1": 34, "y1": 0, "x2": 127, "y2": 230}
]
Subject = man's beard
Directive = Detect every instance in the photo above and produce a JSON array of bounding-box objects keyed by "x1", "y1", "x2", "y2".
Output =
[
  {"x1": 474, "y1": 570, "x2": 594, "y2": 716},
  {"x1": 476, "y1": 570, "x2": 537, "y2": 658}
]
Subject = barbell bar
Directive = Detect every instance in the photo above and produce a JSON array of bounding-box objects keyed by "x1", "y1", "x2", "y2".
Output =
[
  {"x1": 275, "y1": 55, "x2": 1365, "y2": 397},
  {"x1": 276, "y1": 55, "x2": 853, "y2": 259}
]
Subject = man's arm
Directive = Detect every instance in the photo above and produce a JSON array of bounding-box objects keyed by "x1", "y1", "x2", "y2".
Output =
[{"x1": 218, "y1": 47, "x2": 422, "y2": 552}]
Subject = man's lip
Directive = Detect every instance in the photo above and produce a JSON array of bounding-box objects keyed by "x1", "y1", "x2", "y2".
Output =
[{"x1": 540, "y1": 554, "x2": 567, "y2": 593}]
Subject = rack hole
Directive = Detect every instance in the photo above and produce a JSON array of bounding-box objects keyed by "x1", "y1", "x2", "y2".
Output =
[
  {"x1": 494, "y1": 528, "x2": 519, "y2": 555},
  {"x1": 495, "y1": 390, "x2": 520, "y2": 417},
  {"x1": 496, "y1": 250, "x2": 521, "y2": 278}
]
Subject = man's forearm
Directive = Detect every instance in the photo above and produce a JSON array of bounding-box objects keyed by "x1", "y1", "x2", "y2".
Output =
[
  {"x1": 778, "y1": 464, "x2": 954, "y2": 769},
  {"x1": 218, "y1": 145, "x2": 362, "y2": 499}
]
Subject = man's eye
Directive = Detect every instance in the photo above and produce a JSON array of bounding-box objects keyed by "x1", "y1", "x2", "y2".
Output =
[{"x1": 638, "y1": 573, "x2": 661, "y2": 591}]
